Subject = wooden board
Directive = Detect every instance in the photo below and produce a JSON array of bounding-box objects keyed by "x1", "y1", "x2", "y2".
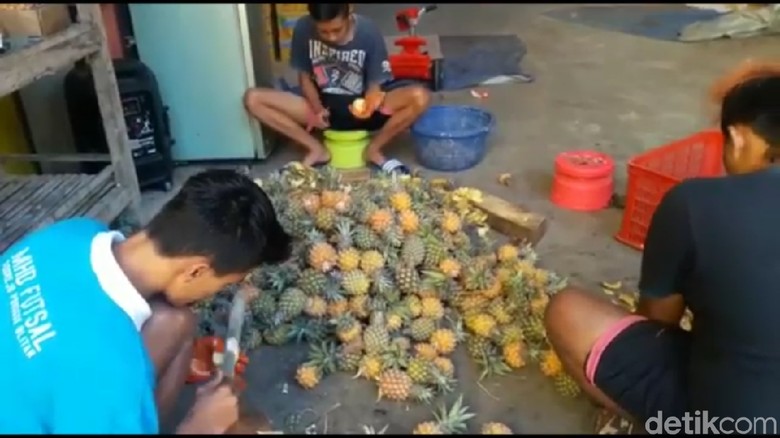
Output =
[
  {"x1": 468, "y1": 191, "x2": 548, "y2": 246},
  {"x1": 337, "y1": 167, "x2": 371, "y2": 184},
  {"x1": 0, "y1": 166, "x2": 129, "y2": 253}
]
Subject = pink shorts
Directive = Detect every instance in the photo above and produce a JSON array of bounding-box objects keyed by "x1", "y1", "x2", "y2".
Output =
[{"x1": 584, "y1": 314, "x2": 647, "y2": 385}]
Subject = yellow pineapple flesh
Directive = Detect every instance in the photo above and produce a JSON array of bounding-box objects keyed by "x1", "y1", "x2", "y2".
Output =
[
  {"x1": 502, "y1": 341, "x2": 526, "y2": 369},
  {"x1": 308, "y1": 241, "x2": 337, "y2": 272},
  {"x1": 390, "y1": 190, "x2": 412, "y2": 212},
  {"x1": 338, "y1": 248, "x2": 361, "y2": 271},
  {"x1": 399, "y1": 210, "x2": 420, "y2": 234},
  {"x1": 295, "y1": 364, "x2": 321, "y2": 389},
  {"x1": 540, "y1": 349, "x2": 563, "y2": 377},
  {"x1": 481, "y1": 422, "x2": 513, "y2": 434},
  {"x1": 369, "y1": 209, "x2": 393, "y2": 233},
  {"x1": 439, "y1": 258, "x2": 461, "y2": 278},
  {"x1": 304, "y1": 296, "x2": 328, "y2": 317},
  {"x1": 430, "y1": 328, "x2": 457, "y2": 355}
]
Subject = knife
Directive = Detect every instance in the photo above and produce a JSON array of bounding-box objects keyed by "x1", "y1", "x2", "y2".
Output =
[{"x1": 220, "y1": 283, "x2": 250, "y2": 385}]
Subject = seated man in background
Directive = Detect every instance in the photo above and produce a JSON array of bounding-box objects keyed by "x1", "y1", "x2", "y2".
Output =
[
  {"x1": 544, "y1": 60, "x2": 780, "y2": 429},
  {"x1": 0, "y1": 169, "x2": 291, "y2": 433},
  {"x1": 244, "y1": 3, "x2": 430, "y2": 174}
]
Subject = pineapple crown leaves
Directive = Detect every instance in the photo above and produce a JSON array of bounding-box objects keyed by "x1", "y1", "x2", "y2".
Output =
[
  {"x1": 428, "y1": 366, "x2": 457, "y2": 395},
  {"x1": 306, "y1": 340, "x2": 339, "y2": 375},
  {"x1": 475, "y1": 345, "x2": 512, "y2": 381},
  {"x1": 431, "y1": 394, "x2": 476, "y2": 434},
  {"x1": 290, "y1": 317, "x2": 328, "y2": 344}
]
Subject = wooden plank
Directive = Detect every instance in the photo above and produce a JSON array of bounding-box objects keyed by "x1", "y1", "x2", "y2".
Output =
[
  {"x1": 0, "y1": 22, "x2": 101, "y2": 97},
  {"x1": 83, "y1": 184, "x2": 129, "y2": 223},
  {"x1": 338, "y1": 167, "x2": 371, "y2": 184},
  {"x1": 467, "y1": 191, "x2": 549, "y2": 247},
  {"x1": 76, "y1": 4, "x2": 142, "y2": 223},
  {"x1": 0, "y1": 152, "x2": 111, "y2": 163},
  {"x1": 1, "y1": 176, "x2": 73, "y2": 242}
]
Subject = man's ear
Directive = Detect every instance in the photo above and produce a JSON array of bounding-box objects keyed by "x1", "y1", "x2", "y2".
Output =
[
  {"x1": 728, "y1": 125, "x2": 746, "y2": 155},
  {"x1": 184, "y1": 260, "x2": 211, "y2": 282}
]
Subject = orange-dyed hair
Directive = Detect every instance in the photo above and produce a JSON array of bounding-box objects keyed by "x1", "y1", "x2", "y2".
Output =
[{"x1": 710, "y1": 60, "x2": 780, "y2": 122}]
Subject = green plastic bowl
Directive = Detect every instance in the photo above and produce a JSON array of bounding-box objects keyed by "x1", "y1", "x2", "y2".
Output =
[{"x1": 323, "y1": 130, "x2": 370, "y2": 169}]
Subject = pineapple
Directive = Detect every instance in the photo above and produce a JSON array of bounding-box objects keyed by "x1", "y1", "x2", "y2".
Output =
[
  {"x1": 409, "y1": 317, "x2": 436, "y2": 342},
  {"x1": 408, "y1": 356, "x2": 432, "y2": 384},
  {"x1": 399, "y1": 210, "x2": 420, "y2": 234},
  {"x1": 404, "y1": 295, "x2": 423, "y2": 318},
  {"x1": 336, "y1": 342, "x2": 363, "y2": 373},
  {"x1": 334, "y1": 315, "x2": 362, "y2": 343},
  {"x1": 439, "y1": 258, "x2": 461, "y2": 279},
  {"x1": 386, "y1": 309, "x2": 407, "y2": 332},
  {"x1": 481, "y1": 422, "x2": 513, "y2": 434},
  {"x1": 440, "y1": 210, "x2": 462, "y2": 234},
  {"x1": 502, "y1": 341, "x2": 525, "y2": 369},
  {"x1": 342, "y1": 270, "x2": 370, "y2": 295},
  {"x1": 349, "y1": 295, "x2": 370, "y2": 319},
  {"x1": 297, "y1": 268, "x2": 328, "y2": 295},
  {"x1": 488, "y1": 298, "x2": 514, "y2": 324},
  {"x1": 401, "y1": 235, "x2": 426, "y2": 267},
  {"x1": 263, "y1": 324, "x2": 293, "y2": 345},
  {"x1": 304, "y1": 296, "x2": 328, "y2": 318},
  {"x1": 392, "y1": 336, "x2": 412, "y2": 352},
  {"x1": 327, "y1": 298, "x2": 349, "y2": 318},
  {"x1": 320, "y1": 189, "x2": 344, "y2": 210},
  {"x1": 315, "y1": 207, "x2": 337, "y2": 231},
  {"x1": 250, "y1": 293, "x2": 276, "y2": 321},
  {"x1": 390, "y1": 190, "x2": 412, "y2": 212},
  {"x1": 433, "y1": 357, "x2": 455, "y2": 378},
  {"x1": 530, "y1": 293, "x2": 550, "y2": 315},
  {"x1": 395, "y1": 263, "x2": 421, "y2": 295},
  {"x1": 276, "y1": 288, "x2": 307, "y2": 322},
  {"x1": 496, "y1": 324, "x2": 524, "y2": 347},
  {"x1": 383, "y1": 225, "x2": 404, "y2": 248},
  {"x1": 414, "y1": 343, "x2": 439, "y2": 361},
  {"x1": 333, "y1": 219, "x2": 355, "y2": 250},
  {"x1": 377, "y1": 369, "x2": 413, "y2": 401},
  {"x1": 420, "y1": 297, "x2": 445, "y2": 320},
  {"x1": 496, "y1": 244, "x2": 519, "y2": 263},
  {"x1": 554, "y1": 373, "x2": 581, "y2": 398},
  {"x1": 413, "y1": 394, "x2": 474, "y2": 434},
  {"x1": 300, "y1": 192, "x2": 321, "y2": 215},
  {"x1": 521, "y1": 313, "x2": 547, "y2": 345},
  {"x1": 540, "y1": 349, "x2": 563, "y2": 377},
  {"x1": 465, "y1": 313, "x2": 497, "y2": 338},
  {"x1": 465, "y1": 334, "x2": 491, "y2": 359},
  {"x1": 369, "y1": 208, "x2": 393, "y2": 233},
  {"x1": 354, "y1": 224, "x2": 380, "y2": 250},
  {"x1": 308, "y1": 233, "x2": 337, "y2": 273},
  {"x1": 356, "y1": 354, "x2": 384, "y2": 380},
  {"x1": 360, "y1": 250, "x2": 385, "y2": 274},
  {"x1": 363, "y1": 312, "x2": 390, "y2": 356},
  {"x1": 423, "y1": 234, "x2": 447, "y2": 269},
  {"x1": 430, "y1": 329, "x2": 457, "y2": 355},
  {"x1": 295, "y1": 363, "x2": 321, "y2": 389},
  {"x1": 338, "y1": 248, "x2": 361, "y2": 272}
]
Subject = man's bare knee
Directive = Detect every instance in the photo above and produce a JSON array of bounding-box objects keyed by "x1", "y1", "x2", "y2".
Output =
[
  {"x1": 408, "y1": 86, "x2": 431, "y2": 110},
  {"x1": 243, "y1": 87, "x2": 272, "y2": 113},
  {"x1": 545, "y1": 287, "x2": 627, "y2": 333}
]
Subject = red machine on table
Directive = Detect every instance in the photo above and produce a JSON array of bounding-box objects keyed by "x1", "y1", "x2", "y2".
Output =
[{"x1": 388, "y1": 4, "x2": 444, "y2": 91}]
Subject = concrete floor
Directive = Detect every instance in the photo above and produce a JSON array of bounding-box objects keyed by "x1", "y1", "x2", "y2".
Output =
[{"x1": 147, "y1": 4, "x2": 780, "y2": 434}]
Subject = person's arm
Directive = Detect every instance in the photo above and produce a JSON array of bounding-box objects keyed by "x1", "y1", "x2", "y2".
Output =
[
  {"x1": 364, "y1": 23, "x2": 393, "y2": 97},
  {"x1": 635, "y1": 184, "x2": 693, "y2": 326},
  {"x1": 290, "y1": 18, "x2": 323, "y2": 113}
]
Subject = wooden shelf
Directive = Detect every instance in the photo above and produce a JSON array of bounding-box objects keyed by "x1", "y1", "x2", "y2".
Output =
[{"x1": 0, "y1": 4, "x2": 142, "y2": 252}]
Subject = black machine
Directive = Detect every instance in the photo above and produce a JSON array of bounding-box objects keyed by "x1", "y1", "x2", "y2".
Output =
[{"x1": 64, "y1": 58, "x2": 174, "y2": 191}]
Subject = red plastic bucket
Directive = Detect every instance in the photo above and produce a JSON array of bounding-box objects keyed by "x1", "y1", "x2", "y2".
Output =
[{"x1": 551, "y1": 150, "x2": 615, "y2": 212}]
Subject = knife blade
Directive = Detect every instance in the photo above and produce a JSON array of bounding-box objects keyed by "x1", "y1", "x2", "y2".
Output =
[{"x1": 221, "y1": 284, "x2": 250, "y2": 383}]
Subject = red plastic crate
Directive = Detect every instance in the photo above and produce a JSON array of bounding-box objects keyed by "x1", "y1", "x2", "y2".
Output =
[{"x1": 615, "y1": 130, "x2": 725, "y2": 251}]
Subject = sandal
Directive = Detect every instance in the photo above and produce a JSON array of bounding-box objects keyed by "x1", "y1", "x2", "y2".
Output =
[{"x1": 369, "y1": 158, "x2": 411, "y2": 175}]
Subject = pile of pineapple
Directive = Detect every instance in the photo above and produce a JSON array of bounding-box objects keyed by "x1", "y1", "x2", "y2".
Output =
[{"x1": 193, "y1": 163, "x2": 580, "y2": 412}]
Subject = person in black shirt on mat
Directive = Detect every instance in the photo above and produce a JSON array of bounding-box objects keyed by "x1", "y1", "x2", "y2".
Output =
[{"x1": 544, "y1": 60, "x2": 780, "y2": 431}]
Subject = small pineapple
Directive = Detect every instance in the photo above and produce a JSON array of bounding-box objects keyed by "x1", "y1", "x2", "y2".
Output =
[
  {"x1": 420, "y1": 297, "x2": 445, "y2": 320},
  {"x1": 488, "y1": 298, "x2": 514, "y2": 324},
  {"x1": 440, "y1": 211, "x2": 462, "y2": 234},
  {"x1": 377, "y1": 368, "x2": 413, "y2": 401},
  {"x1": 369, "y1": 208, "x2": 394, "y2": 233},
  {"x1": 496, "y1": 244, "x2": 519, "y2": 263},
  {"x1": 521, "y1": 313, "x2": 547, "y2": 345},
  {"x1": 423, "y1": 234, "x2": 447, "y2": 269},
  {"x1": 502, "y1": 341, "x2": 526, "y2": 369},
  {"x1": 540, "y1": 349, "x2": 563, "y2": 377},
  {"x1": 333, "y1": 218, "x2": 355, "y2": 251},
  {"x1": 360, "y1": 250, "x2": 385, "y2": 274},
  {"x1": 413, "y1": 394, "x2": 475, "y2": 434},
  {"x1": 295, "y1": 363, "x2": 321, "y2": 389},
  {"x1": 296, "y1": 341, "x2": 338, "y2": 389},
  {"x1": 433, "y1": 356, "x2": 455, "y2": 379},
  {"x1": 404, "y1": 295, "x2": 423, "y2": 318},
  {"x1": 336, "y1": 341, "x2": 363, "y2": 373},
  {"x1": 409, "y1": 317, "x2": 436, "y2": 342},
  {"x1": 399, "y1": 210, "x2": 420, "y2": 234},
  {"x1": 304, "y1": 296, "x2": 328, "y2": 318},
  {"x1": 349, "y1": 295, "x2": 370, "y2": 319},
  {"x1": 389, "y1": 190, "x2": 412, "y2": 212},
  {"x1": 401, "y1": 235, "x2": 426, "y2": 267},
  {"x1": 276, "y1": 288, "x2": 307, "y2": 322},
  {"x1": 465, "y1": 313, "x2": 497, "y2": 338},
  {"x1": 430, "y1": 328, "x2": 457, "y2": 355},
  {"x1": 438, "y1": 258, "x2": 461, "y2": 279},
  {"x1": 496, "y1": 324, "x2": 524, "y2": 347},
  {"x1": 308, "y1": 232, "x2": 337, "y2": 273},
  {"x1": 342, "y1": 269, "x2": 370, "y2": 295},
  {"x1": 354, "y1": 224, "x2": 380, "y2": 250},
  {"x1": 481, "y1": 422, "x2": 513, "y2": 434},
  {"x1": 465, "y1": 334, "x2": 491, "y2": 359},
  {"x1": 554, "y1": 373, "x2": 581, "y2": 398},
  {"x1": 263, "y1": 324, "x2": 293, "y2": 346},
  {"x1": 334, "y1": 314, "x2": 363, "y2": 343},
  {"x1": 300, "y1": 192, "x2": 321, "y2": 215},
  {"x1": 408, "y1": 356, "x2": 433, "y2": 384},
  {"x1": 297, "y1": 268, "x2": 328, "y2": 295},
  {"x1": 338, "y1": 248, "x2": 361, "y2": 272},
  {"x1": 327, "y1": 298, "x2": 349, "y2": 318},
  {"x1": 383, "y1": 224, "x2": 404, "y2": 248},
  {"x1": 395, "y1": 263, "x2": 421, "y2": 295},
  {"x1": 414, "y1": 342, "x2": 439, "y2": 361},
  {"x1": 315, "y1": 207, "x2": 337, "y2": 231},
  {"x1": 356, "y1": 354, "x2": 384, "y2": 380},
  {"x1": 319, "y1": 189, "x2": 344, "y2": 210},
  {"x1": 363, "y1": 312, "x2": 390, "y2": 356}
]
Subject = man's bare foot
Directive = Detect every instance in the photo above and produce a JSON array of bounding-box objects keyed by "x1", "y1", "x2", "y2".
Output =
[{"x1": 302, "y1": 150, "x2": 331, "y2": 167}]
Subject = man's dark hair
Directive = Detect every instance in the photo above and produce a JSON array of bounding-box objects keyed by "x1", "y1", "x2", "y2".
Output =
[
  {"x1": 145, "y1": 169, "x2": 291, "y2": 275},
  {"x1": 713, "y1": 62, "x2": 780, "y2": 152},
  {"x1": 308, "y1": 4, "x2": 350, "y2": 21}
]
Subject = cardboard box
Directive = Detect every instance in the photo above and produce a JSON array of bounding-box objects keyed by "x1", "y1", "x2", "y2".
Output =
[{"x1": 0, "y1": 4, "x2": 70, "y2": 38}]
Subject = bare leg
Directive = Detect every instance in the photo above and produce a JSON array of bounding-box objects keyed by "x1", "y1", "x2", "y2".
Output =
[
  {"x1": 142, "y1": 297, "x2": 197, "y2": 423},
  {"x1": 365, "y1": 85, "x2": 431, "y2": 166},
  {"x1": 543, "y1": 287, "x2": 636, "y2": 419},
  {"x1": 243, "y1": 88, "x2": 330, "y2": 166}
]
